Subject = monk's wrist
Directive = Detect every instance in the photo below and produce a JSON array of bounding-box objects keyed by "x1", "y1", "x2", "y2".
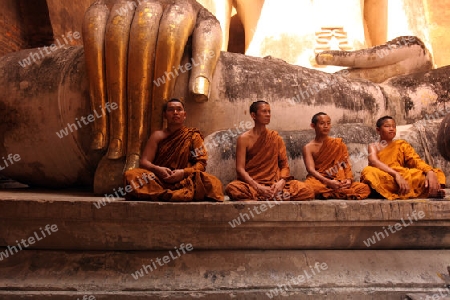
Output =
[{"x1": 183, "y1": 168, "x2": 193, "y2": 177}]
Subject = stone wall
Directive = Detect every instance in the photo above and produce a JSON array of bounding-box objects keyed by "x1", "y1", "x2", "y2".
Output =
[
  {"x1": 45, "y1": 0, "x2": 91, "y2": 43},
  {"x1": 0, "y1": 1, "x2": 26, "y2": 56}
]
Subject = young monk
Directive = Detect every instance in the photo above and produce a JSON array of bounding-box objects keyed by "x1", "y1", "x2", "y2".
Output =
[
  {"x1": 225, "y1": 100, "x2": 314, "y2": 201},
  {"x1": 361, "y1": 115, "x2": 446, "y2": 200},
  {"x1": 302, "y1": 112, "x2": 371, "y2": 200},
  {"x1": 124, "y1": 98, "x2": 224, "y2": 201}
]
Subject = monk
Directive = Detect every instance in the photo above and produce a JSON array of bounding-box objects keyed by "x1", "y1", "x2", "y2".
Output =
[
  {"x1": 225, "y1": 100, "x2": 314, "y2": 201},
  {"x1": 123, "y1": 99, "x2": 224, "y2": 201},
  {"x1": 302, "y1": 112, "x2": 371, "y2": 200},
  {"x1": 361, "y1": 115, "x2": 446, "y2": 200}
]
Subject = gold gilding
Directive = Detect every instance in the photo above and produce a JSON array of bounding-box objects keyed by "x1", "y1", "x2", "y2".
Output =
[
  {"x1": 82, "y1": 0, "x2": 110, "y2": 150},
  {"x1": 151, "y1": 2, "x2": 196, "y2": 133},
  {"x1": 125, "y1": 1, "x2": 163, "y2": 172},
  {"x1": 104, "y1": 1, "x2": 136, "y2": 159},
  {"x1": 193, "y1": 76, "x2": 210, "y2": 102},
  {"x1": 84, "y1": 0, "x2": 223, "y2": 177}
]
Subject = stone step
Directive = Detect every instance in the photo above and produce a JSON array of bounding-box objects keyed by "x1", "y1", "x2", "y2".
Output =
[
  {"x1": 0, "y1": 190, "x2": 450, "y2": 251},
  {"x1": 0, "y1": 249, "x2": 449, "y2": 299},
  {"x1": 1, "y1": 190, "x2": 450, "y2": 299}
]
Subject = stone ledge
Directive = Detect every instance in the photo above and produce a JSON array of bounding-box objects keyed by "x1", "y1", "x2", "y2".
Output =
[
  {"x1": 0, "y1": 250, "x2": 449, "y2": 299},
  {"x1": 0, "y1": 190, "x2": 450, "y2": 250}
]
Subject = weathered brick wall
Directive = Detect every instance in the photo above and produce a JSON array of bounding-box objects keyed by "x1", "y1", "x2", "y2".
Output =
[
  {"x1": 0, "y1": 0, "x2": 26, "y2": 57},
  {"x1": 46, "y1": 0, "x2": 92, "y2": 45}
]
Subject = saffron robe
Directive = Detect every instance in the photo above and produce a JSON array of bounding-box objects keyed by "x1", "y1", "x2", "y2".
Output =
[
  {"x1": 225, "y1": 129, "x2": 314, "y2": 201},
  {"x1": 124, "y1": 127, "x2": 224, "y2": 201},
  {"x1": 361, "y1": 140, "x2": 446, "y2": 200},
  {"x1": 304, "y1": 137, "x2": 371, "y2": 200}
]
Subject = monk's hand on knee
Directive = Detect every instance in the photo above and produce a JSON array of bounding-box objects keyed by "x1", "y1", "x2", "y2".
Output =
[
  {"x1": 164, "y1": 169, "x2": 184, "y2": 183},
  {"x1": 270, "y1": 179, "x2": 286, "y2": 197},
  {"x1": 394, "y1": 173, "x2": 410, "y2": 195},
  {"x1": 425, "y1": 170, "x2": 440, "y2": 196},
  {"x1": 326, "y1": 179, "x2": 342, "y2": 190},
  {"x1": 340, "y1": 179, "x2": 352, "y2": 189},
  {"x1": 256, "y1": 184, "x2": 273, "y2": 199},
  {"x1": 155, "y1": 167, "x2": 173, "y2": 181}
]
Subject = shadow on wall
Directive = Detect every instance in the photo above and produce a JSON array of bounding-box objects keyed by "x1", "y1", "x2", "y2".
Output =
[{"x1": 205, "y1": 121, "x2": 450, "y2": 187}]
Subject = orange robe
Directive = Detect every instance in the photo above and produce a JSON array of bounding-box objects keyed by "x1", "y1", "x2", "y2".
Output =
[
  {"x1": 304, "y1": 137, "x2": 371, "y2": 200},
  {"x1": 124, "y1": 127, "x2": 224, "y2": 201},
  {"x1": 225, "y1": 129, "x2": 314, "y2": 201},
  {"x1": 361, "y1": 140, "x2": 446, "y2": 200}
]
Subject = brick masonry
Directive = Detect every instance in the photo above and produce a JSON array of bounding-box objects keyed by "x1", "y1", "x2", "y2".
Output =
[{"x1": 0, "y1": 0, "x2": 26, "y2": 57}]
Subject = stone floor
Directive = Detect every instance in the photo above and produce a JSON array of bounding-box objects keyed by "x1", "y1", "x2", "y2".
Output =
[{"x1": 1, "y1": 188, "x2": 450, "y2": 299}]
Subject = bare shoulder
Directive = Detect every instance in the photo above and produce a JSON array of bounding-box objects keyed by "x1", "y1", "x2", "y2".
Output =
[
  {"x1": 150, "y1": 130, "x2": 168, "y2": 143},
  {"x1": 238, "y1": 130, "x2": 252, "y2": 143},
  {"x1": 303, "y1": 140, "x2": 315, "y2": 150}
]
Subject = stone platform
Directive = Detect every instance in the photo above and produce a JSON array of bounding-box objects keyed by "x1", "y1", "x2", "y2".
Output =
[{"x1": 1, "y1": 189, "x2": 450, "y2": 299}]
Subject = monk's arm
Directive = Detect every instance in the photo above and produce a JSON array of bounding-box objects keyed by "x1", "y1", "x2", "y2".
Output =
[
  {"x1": 403, "y1": 143, "x2": 433, "y2": 173},
  {"x1": 235, "y1": 135, "x2": 258, "y2": 189},
  {"x1": 342, "y1": 144, "x2": 353, "y2": 181},
  {"x1": 302, "y1": 144, "x2": 331, "y2": 184},
  {"x1": 184, "y1": 132, "x2": 207, "y2": 177},
  {"x1": 277, "y1": 136, "x2": 290, "y2": 181},
  {"x1": 367, "y1": 143, "x2": 410, "y2": 194},
  {"x1": 140, "y1": 132, "x2": 172, "y2": 178},
  {"x1": 367, "y1": 144, "x2": 399, "y2": 176},
  {"x1": 402, "y1": 142, "x2": 440, "y2": 192}
]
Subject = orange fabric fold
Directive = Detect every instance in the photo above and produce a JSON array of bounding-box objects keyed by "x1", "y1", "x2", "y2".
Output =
[
  {"x1": 243, "y1": 129, "x2": 290, "y2": 183},
  {"x1": 124, "y1": 127, "x2": 223, "y2": 201},
  {"x1": 305, "y1": 137, "x2": 370, "y2": 200},
  {"x1": 361, "y1": 140, "x2": 446, "y2": 200},
  {"x1": 226, "y1": 129, "x2": 314, "y2": 201}
]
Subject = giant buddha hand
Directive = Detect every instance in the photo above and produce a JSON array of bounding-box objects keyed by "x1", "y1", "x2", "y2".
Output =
[
  {"x1": 82, "y1": 0, "x2": 221, "y2": 172},
  {"x1": 316, "y1": 36, "x2": 433, "y2": 83}
]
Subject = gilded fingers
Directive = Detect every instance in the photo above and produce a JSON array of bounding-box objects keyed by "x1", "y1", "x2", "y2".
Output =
[
  {"x1": 82, "y1": 0, "x2": 110, "y2": 150},
  {"x1": 125, "y1": 0, "x2": 164, "y2": 171},
  {"x1": 104, "y1": 0, "x2": 136, "y2": 159},
  {"x1": 190, "y1": 8, "x2": 222, "y2": 102},
  {"x1": 151, "y1": 1, "x2": 197, "y2": 132}
]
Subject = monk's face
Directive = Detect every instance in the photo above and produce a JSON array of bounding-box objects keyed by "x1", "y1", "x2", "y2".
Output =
[
  {"x1": 312, "y1": 115, "x2": 331, "y2": 135},
  {"x1": 252, "y1": 103, "x2": 271, "y2": 125},
  {"x1": 377, "y1": 119, "x2": 396, "y2": 141},
  {"x1": 164, "y1": 101, "x2": 186, "y2": 125}
]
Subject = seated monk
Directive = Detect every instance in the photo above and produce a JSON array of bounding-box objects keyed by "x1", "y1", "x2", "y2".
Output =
[
  {"x1": 124, "y1": 99, "x2": 224, "y2": 201},
  {"x1": 302, "y1": 112, "x2": 371, "y2": 200},
  {"x1": 361, "y1": 115, "x2": 446, "y2": 200},
  {"x1": 225, "y1": 100, "x2": 314, "y2": 201}
]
